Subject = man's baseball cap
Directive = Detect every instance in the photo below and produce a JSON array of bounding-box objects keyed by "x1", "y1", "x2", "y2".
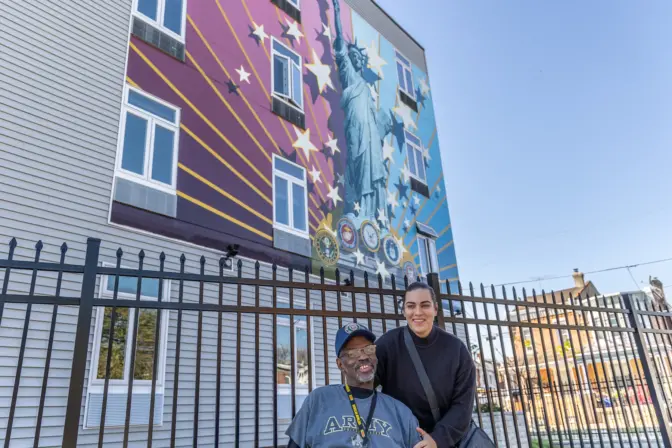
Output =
[{"x1": 335, "y1": 322, "x2": 376, "y2": 356}]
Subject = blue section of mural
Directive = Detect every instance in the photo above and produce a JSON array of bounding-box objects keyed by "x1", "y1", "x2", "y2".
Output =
[{"x1": 312, "y1": 0, "x2": 458, "y2": 284}]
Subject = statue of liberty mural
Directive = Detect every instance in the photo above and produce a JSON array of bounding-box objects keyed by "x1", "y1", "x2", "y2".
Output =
[{"x1": 332, "y1": 0, "x2": 393, "y2": 224}]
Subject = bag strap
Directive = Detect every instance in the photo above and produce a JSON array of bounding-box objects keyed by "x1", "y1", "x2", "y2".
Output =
[{"x1": 403, "y1": 326, "x2": 441, "y2": 423}]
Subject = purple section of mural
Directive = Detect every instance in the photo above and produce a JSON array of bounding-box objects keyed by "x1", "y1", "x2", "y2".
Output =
[{"x1": 114, "y1": 0, "x2": 456, "y2": 280}]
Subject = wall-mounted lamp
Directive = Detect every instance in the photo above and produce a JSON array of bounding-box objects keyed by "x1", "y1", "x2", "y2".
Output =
[{"x1": 222, "y1": 244, "x2": 240, "y2": 269}]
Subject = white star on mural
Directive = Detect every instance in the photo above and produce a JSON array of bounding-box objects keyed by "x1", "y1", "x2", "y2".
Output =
[
  {"x1": 306, "y1": 49, "x2": 334, "y2": 94},
  {"x1": 293, "y1": 127, "x2": 318, "y2": 160},
  {"x1": 401, "y1": 200, "x2": 407, "y2": 209},
  {"x1": 400, "y1": 163, "x2": 411, "y2": 184},
  {"x1": 423, "y1": 147, "x2": 431, "y2": 161},
  {"x1": 325, "y1": 134, "x2": 340, "y2": 154},
  {"x1": 309, "y1": 166, "x2": 321, "y2": 183},
  {"x1": 365, "y1": 40, "x2": 387, "y2": 79},
  {"x1": 393, "y1": 104, "x2": 417, "y2": 130},
  {"x1": 382, "y1": 141, "x2": 395, "y2": 164},
  {"x1": 419, "y1": 77, "x2": 431, "y2": 97},
  {"x1": 354, "y1": 202, "x2": 361, "y2": 214},
  {"x1": 236, "y1": 65, "x2": 251, "y2": 84},
  {"x1": 354, "y1": 248, "x2": 365, "y2": 266},
  {"x1": 375, "y1": 260, "x2": 390, "y2": 283},
  {"x1": 395, "y1": 235, "x2": 408, "y2": 256},
  {"x1": 377, "y1": 207, "x2": 387, "y2": 226},
  {"x1": 327, "y1": 184, "x2": 342, "y2": 207},
  {"x1": 285, "y1": 18, "x2": 304, "y2": 44},
  {"x1": 403, "y1": 219, "x2": 411, "y2": 231},
  {"x1": 387, "y1": 190, "x2": 399, "y2": 209},
  {"x1": 436, "y1": 184, "x2": 442, "y2": 194},
  {"x1": 252, "y1": 22, "x2": 269, "y2": 44},
  {"x1": 322, "y1": 23, "x2": 332, "y2": 41},
  {"x1": 413, "y1": 195, "x2": 421, "y2": 206}
]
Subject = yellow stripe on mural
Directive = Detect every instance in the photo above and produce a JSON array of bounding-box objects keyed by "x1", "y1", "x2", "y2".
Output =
[
  {"x1": 426, "y1": 127, "x2": 437, "y2": 151},
  {"x1": 186, "y1": 15, "x2": 286, "y2": 158},
  {"x1": 179, "y1": 163, "x2": 272, "y2": 225},
  {"x1": 129, "y1": 41, "x2": 271, "y2": 189},
  {"x1": 422, "y1": 195, "x2": 447, "y2": 226},
  {"x1": 437, "y1": 224, "x2": 452, "y2": 239},
  {"x1": 397, "y1": 174, "x2": 444, "y2": 233},
  {"x1": 186, "y1": 51, "x2": 272, "y2": 163},
  {"x1": 436, "y1": 241, "x2": 454, "y2": 256},
  {"x1": 177, "y1": 191, "x2": 273, "y2": 241},
  {"x1": 126, "y1": 77, "x2": 139, "y2": 88},
  {"x1": 220, "y1": 0, "x2": 328, "y2": 212},
  {"x1": 440, "y1": 263, "x2": 457, "y2": 273},
  {"x1": 180, "y1": 124, "x2": 272, "y2": 205}
]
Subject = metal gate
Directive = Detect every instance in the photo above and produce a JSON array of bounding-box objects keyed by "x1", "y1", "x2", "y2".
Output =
[{"x1": 1, "y1": 237, "x2": 671, "y2": 447}]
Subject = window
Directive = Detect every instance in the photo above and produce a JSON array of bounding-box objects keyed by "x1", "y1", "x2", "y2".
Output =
[
  {"x1": 134, "y1": 0, "x2": 186, "y2": 40},
  {"x1": 287, "y1": 0, "x2": 300, "y2": 8},
  {"x1": 272, "y1": 38, "x2": 304, "y2": 112},
  {"x1": 276, "y1": 298, "x2": 313, "y2": 422},
  {"x1": 273, "y1": 155, "x2": 308, "y2": 237},
  {"x1": 396, "y1": 51, "x2": 415, "y2": 100},
  {"x1": 84, "y1": 270, "x2": 170, "y2": 428},
  {"x1": 417, "y1": 236, "x2": 438, "y2": 275},
  {"x1": 116, "y1": 87, "x2": 180, "y2": 193},
  {"x1": 405, "y1": 131, "x2": 427, "y2": 184}
]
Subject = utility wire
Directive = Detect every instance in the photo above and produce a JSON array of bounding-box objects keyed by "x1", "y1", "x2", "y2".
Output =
[{"x1": 493, "y1": 256, "x2": 672, "y2": 287}]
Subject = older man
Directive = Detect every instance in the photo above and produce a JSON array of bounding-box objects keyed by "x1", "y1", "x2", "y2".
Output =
[{"x1": 286, "y1": 322, "x2": 422, "y2": 447}]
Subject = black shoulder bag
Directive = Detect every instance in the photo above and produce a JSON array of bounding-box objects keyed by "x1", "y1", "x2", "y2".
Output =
[{"x1": 403, "y1": 327, "x2": 494, "y2": 448}]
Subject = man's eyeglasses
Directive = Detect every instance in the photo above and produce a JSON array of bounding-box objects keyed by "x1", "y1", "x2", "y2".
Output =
[{"x1": 339, "y1": 344, "x2": 376, "y2": 360}]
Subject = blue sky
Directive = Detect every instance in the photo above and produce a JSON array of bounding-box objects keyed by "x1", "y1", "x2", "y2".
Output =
[{"x1": 376, "y1": 0, "x2": 672, "y2": 294}]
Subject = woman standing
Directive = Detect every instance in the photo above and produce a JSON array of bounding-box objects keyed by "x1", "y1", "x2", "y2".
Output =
[{"x1": 376, "y1": 282, "x2": 476, "y2": 448}]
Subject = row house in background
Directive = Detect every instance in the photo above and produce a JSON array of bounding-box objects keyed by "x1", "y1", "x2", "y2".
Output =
[{"x1": 0, "y1": 0, "x2": 458, "y2": 446}]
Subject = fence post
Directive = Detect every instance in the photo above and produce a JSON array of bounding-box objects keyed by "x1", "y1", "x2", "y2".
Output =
[
  {"x1": 427, "y1": 273, "x2": 446, "y2": 330},
  {"x1": 622, "y1": 293, "x2": 672, "y2": 447},
  {"x1": 63, "y1": 238, "x2": 101, "y2": 448}
]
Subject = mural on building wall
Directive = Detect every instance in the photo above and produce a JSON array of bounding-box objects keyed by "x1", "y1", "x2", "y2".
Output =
[{"x1": 113, "y1": 0, "x2": 458, "y2": 283}]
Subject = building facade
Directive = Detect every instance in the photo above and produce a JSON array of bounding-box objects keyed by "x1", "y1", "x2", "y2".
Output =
[{"x1": 0, "y1": 0, "x2": 457, "y2": 446}]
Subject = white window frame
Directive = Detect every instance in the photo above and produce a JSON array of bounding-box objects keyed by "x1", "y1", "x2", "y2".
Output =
[
  {"x1": 132, "y1": 0, "x2": 188, "y2": 42},
  {"x1": 85, "y1": 264, "x2": 171, "y2": 428},
  {"x1": 417, "y1": 235, "x2": 439, "y2": 275},
  {"x1": 405, "y1": 131, "x2": 427, "y2": 184},
  {"x1": 276, "y1": 295, "x2": 315, "y2": 423},
  {"x1": 396, "y1": 50, "x2": 416, "y2": 100},
  {"x1": 271, "y1": 37, "x2": 304, "y2": 113},
  {"x1": 116, "y1": 85, "x2": 181, "y2": 195},
  {"x1": 272, "y1": 154, "x2": 309, "y2": 239}
]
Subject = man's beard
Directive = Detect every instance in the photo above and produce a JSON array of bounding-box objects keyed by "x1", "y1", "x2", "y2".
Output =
[{"x1": 353, "y1": 361, "x2": 376, "y2": 384}]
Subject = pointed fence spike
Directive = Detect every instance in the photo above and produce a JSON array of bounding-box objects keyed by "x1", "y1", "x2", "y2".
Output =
[
  {"x1": 335, "y1": 268, "x2": 340, "y2": 281},
  {"x1": 160, "y1": 252, "x2": 166, "y2": 261},
  {"x1": 319, "y1": 266, "x2": 325, "y2": 277},
  {"x1": 219, "y1": 257, "x2": 226, "y2": 267},
  {"x1": 35, "y1": 240, "x2": 43, "y2": 251},
  {"x1": 237, "y1": 259, "x2": 243, "y2": 269},
  {"x1": 60, "y1": 242, "x2": 68, "y2": 253},
  {"x1": 272, "y1": 263, "x2": 277, "y2": 272},
  {"x1": 200, "y1": 255, "x2": 206, "y2": 265},
  {"x1": 138, "y1": 249, "x2": 145, "y2": 259},
  {"x1": 255, "y1": 261, "x2": 260, "y2": 269},
  {"x1": 512, "y1": 287, "x2": 518, "y2": 300},
  {"x1": 501, "y1": 285, "x2": 507, "y2": 299},
  {"x1": 390, "y1": 274, "x2": 396, "y2": 287},
  {"x1": 363, "y1": 271, "x2": 369, "y2": 280},
  {"x1": 116, "y1": 247, "x2": 123, "y2": 258},
  {"x1": 180, "y1": 254, "x2": 186, "y2": 263},
  {"x1": 9, "y1": 237, "x2": 17, "y2": 250}
]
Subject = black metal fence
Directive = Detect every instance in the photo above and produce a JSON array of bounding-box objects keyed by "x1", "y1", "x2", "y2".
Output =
[{"x1": 0, "y1": 237, "x2": 671, "y2": 447}]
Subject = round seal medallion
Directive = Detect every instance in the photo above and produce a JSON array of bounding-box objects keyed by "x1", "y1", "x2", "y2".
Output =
[
  {"x1": 344, "y1": 322, "x2": 361, "y2": 334},
  {"x1": 403, "y1": 261, "x2": 417, "y2": 281},
  {"x1": 382, "y1": 236, "x2": 402, "y2": 266},
  {"x1": 360, "y1": 220, "x2": 380, "y2": 252},
  {"x1": 314, "y1": 229, "x2": 339, "y2": 266},
  {"x1": 337, "y1": 218, "x2": 358, "y2": 252}
]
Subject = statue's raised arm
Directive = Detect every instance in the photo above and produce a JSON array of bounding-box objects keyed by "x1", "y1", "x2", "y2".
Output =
[{"x1": 332, "y1": 0, "x2": 344, "y2": 53}]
